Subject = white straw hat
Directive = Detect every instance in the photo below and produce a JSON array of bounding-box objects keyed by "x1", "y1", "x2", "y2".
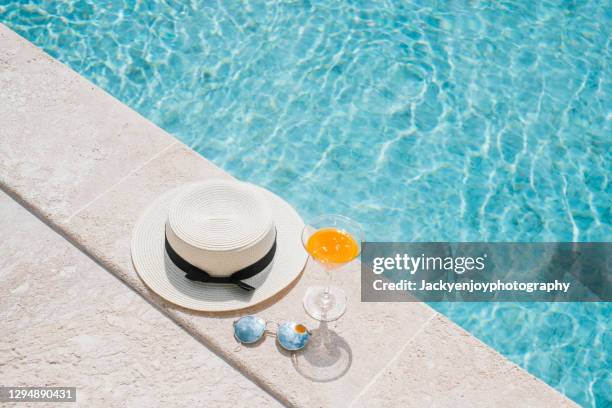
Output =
[{"x1": 131, "y1": 179, "x2": 308, "y2": 312}]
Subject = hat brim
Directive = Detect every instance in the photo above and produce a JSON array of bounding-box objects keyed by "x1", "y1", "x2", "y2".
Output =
[{"x1": 131, "y1": 182, "x2": 308, "y2": 312}]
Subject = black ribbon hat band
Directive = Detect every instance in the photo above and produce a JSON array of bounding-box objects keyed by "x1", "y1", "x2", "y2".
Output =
[{"x1": 164, "y1": 230, "x2": 277, "y2": 292}]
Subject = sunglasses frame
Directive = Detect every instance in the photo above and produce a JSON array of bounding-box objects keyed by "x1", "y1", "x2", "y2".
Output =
[{"x1": 233, "y1": 315, "x2": 312, "y2": 351}]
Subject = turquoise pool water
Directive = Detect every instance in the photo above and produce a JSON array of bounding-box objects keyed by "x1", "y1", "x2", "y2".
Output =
[{"x1": 1, "y1": 0, "x2": 610, "y2": 405}]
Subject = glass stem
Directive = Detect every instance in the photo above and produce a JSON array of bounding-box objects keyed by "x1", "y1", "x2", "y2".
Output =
[{"x1": 320, "y1": 265, "x2": 333, "y2": 310}]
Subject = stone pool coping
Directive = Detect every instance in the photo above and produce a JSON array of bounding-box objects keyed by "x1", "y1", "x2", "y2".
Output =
[
  {"x1": 0, "y1": 24, "x2": 575, "y2": 407},
  {"x1": 0, "y1": 190, "x2": 282, "y2": 407}
]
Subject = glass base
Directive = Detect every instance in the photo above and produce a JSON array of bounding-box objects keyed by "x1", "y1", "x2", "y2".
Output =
[{"x1": 303, "y1": 286, "x2": 347, "y2": 322}]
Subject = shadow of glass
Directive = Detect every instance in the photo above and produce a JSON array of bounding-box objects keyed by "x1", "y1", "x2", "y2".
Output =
[{"x1": 289, "y1": 321, "x2": 352, "y2": 382}]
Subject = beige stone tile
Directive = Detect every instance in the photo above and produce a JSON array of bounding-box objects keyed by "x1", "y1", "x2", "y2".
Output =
[
  {"x1": 65, "y1": 142, "x2": 231, "y2": 290},
  {"x1": 0, "y1": 191, "x2": 281, "y2": 408},
  {"x1": 220, "y1": 260, "x2": 438, "y2": 408},
  {"x1": 66, "y1": 141, "x2": 437, "y2": 407},
  {"x1": 0, "y1": 190, "x2": 42, "y2": 271},
  {"x1": 350, "y1": 314, "x2": 576, "y2": 408},
  {"x1": 0, "y1": 24, "x2": 174, "y2": 223}
]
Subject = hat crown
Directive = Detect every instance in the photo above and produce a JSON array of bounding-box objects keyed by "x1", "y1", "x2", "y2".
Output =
[
  {"x1": 166, "y1": 180, "x2": 276, "y2": 276},
  {"x1": 168, "y1": 180, "x2": 273, "y2": 250}
]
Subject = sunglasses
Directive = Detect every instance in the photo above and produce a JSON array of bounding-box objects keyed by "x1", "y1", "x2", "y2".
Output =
[{"x1": 233, "y1": 315, "x2": 311, "y2": 351}]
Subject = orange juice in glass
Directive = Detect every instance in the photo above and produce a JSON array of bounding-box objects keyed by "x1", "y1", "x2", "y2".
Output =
[{"x1": 302, "y1": 215, "x2": 363, "y2": 321}]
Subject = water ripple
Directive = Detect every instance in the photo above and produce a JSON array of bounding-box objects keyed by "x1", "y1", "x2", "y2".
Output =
[{"x1": 1, "y1": 1, "x2": 610, "y2": 406}]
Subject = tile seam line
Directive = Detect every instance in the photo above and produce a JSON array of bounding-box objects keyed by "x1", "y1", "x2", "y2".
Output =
[
  {"x1": 347, "y1": 311, "x2": 439, "y2": 408},
  {"x1": 1, "y1": 24, "x2": 429, "y2": 408},
  {"x1": 64, "y1": 140, "x2": 179, "y2": 224},
  {"x1": 0, "y1": 182, "x2": 293, "y2": 408},
  {"x1": 0, "y1": 24, "x2": 576, "y2": 408},
  {"x1": 1, "y1": 21, "x2": 291, "y2": 401}
]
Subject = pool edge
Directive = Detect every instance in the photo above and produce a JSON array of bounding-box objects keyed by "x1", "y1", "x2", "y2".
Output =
[{"x1": 0, "y1": 23, "x2": 578, "y2": 408}]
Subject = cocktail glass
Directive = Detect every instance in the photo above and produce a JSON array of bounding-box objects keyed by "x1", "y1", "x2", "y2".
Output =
[{"x1": 301, "y1": 214, "x2": 363, "y2": 321}]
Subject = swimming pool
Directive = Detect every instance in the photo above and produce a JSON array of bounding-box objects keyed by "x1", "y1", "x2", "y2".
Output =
[{"x1": 1, "y1": 0, "x2": 609, "y2": 405}]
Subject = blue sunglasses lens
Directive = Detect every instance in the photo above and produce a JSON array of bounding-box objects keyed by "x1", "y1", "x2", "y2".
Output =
[
  {"x1": 234, "y1": 315, "x2": 266, "y2": 344},
  {"x1": 277, "y1": 322, "x2": 311, "y2": 351}
]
